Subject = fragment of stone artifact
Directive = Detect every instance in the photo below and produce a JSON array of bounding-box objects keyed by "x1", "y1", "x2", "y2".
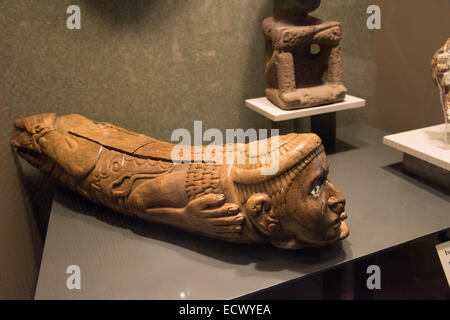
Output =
[
  {"x1": 262, "y1": 0, "x2": 347, "y2": 110},
  {"x1": 431, "y1": 38, "x2": 450, "y2": 121},
  {"x1": 11, "y1": 113, "x2": 349, "y2": 249}
]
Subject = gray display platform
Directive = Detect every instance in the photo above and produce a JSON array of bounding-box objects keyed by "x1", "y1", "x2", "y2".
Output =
[{"x1": 34, "y1": 143, "x2": 450, "y2": 300}]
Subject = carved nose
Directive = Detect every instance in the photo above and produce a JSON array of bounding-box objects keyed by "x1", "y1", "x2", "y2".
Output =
[
  {"x1": 327, "y1": 181, "x2": 345, "y2": 207},
  {"x1": 329, "y1": 201, "x2": 345, "y2": 214}
]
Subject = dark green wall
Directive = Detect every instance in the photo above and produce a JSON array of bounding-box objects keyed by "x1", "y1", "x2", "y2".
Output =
[{"x1": 1, "y1": 0, "x2": 374, "y2": 141}]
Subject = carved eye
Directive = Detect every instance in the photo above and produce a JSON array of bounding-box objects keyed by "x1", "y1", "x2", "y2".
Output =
[{"x1": 310, "y1": 184, "x2": 321, "y2": 196}]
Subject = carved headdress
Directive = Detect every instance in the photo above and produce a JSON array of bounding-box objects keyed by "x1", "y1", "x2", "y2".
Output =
[{"x1": 231, "y1": 134, "x2": 324, "y2": 210}]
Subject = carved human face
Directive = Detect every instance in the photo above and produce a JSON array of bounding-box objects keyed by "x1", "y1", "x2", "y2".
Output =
[{"x1": 272, "y1": 152, "x2": 349, "y2": 249}]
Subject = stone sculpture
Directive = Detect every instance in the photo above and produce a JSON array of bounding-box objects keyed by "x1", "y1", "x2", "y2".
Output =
[
  {"x1": 262, "y1": 0, "x2": 346, "y2": 110},
  {"x1": 431, "y1": 38, "x2": 450, "y2": 122},
  {"x1": 11, "y1": 113, "x2": 349, "y2": 249}
]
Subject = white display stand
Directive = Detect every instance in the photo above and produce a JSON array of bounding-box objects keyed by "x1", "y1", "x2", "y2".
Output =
[
  {"x1": 383, "y1": 124, "x2": 450, "y2": 171},
  {"x1": 245, "y1": 95, "x2": 366, "y2": 122}
]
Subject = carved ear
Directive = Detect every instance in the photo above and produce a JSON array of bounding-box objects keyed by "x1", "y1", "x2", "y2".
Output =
[
  {"x1": 245, "y1": 193, "x2": 279, "y2": 236},
  {"x1": 245, "y1": 193, "x2": 270, "y2": 217}
]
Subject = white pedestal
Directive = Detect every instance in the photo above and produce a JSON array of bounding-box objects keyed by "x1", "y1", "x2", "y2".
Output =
[
  {"x1": 245, "y1": 95, "x2": 366, "y2": 122},
  {"x1": 383, "y1": 124, "x2": 450, "y2": 171}
]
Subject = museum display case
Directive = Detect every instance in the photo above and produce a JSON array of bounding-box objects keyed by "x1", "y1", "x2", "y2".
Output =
[{"x1": 0, "y1": 0, "x2": 449, "y2": 303}]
